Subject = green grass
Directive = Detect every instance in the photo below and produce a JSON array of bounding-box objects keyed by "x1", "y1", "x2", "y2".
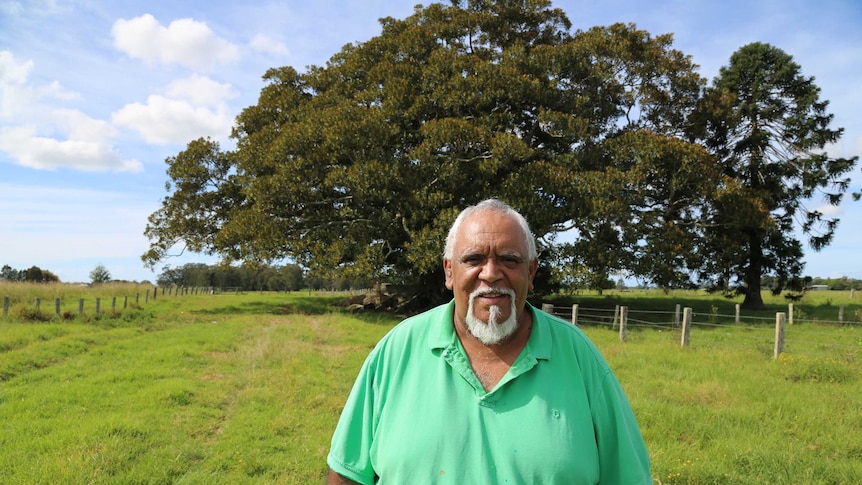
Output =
[{"x1": 1, "y1": 290, "x2": 860, "y2": 483}]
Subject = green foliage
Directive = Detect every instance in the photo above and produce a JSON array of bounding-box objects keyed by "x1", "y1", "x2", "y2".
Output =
[
  {"x1": 1, "y1": 264, "x2": 60, "y2": 283},
  {"x1": 89, "y1": 263, "x2": 112, "y2": 285},
  {"x1": 695, "y1": 42, "x2": 858, "y2": 309},
  {"x1": 141, "y1": 4, "x2": 856, "y2": 308},
  {"x1": 143, "y1": 0, "x2": 714, "y2": 302}
]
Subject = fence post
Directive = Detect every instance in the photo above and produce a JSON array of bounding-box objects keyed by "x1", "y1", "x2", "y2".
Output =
[
  {"x1": 3, "y1": 296, "x2": 8, "y2": 317},
  {"x1": 788, "y1": 303, "x2": 794, "y2": 325},
  {"x1": 612, "y1": 304, "x2": 620, "y2": 329},
  {"x1": 145, "y1": 289, "x2": 150, "y2": 304},
  {"x1": 839, "y1": 304, "x2": 844, "y2": 323},
  {"x1": 735, "y1": 304, "x2": 741, "y2": 324},
  {"x1": 95, "y1": 298, "x2": 100, "y2": 315},
  {"x1": 619, "y1": 306, "x2": 628, "y2": 342},
  {"x1": 78, "y1": 299, "x2": 84, "y2": 316},
  {"x1": 851, "y1": 288, "x2": 855, "y2": 299},
  {"x1": 55, "y1": 298, "x2": 61, "y2": 316},
  {"x1": 774, "y1": 312, "x2": 786, "y2": 359},
  {"x1": 136, "y1": 293, "x2": 140, "y2": 304},
  {"x1": 681, "y1": 307, "x2": 692, "y2": 347},
  {"x1": 571, "y1": 304, "x2": 579, "y2": 326},
  {"x1": 541, "y1": 303, "x2": 554, "y2": 315},
  {"x1": 674, "y1": 304, "x2": 680, "y2": 327},
  {"x1": 112, "y1": 296, "x2": 117, "y2": 312},
  {"x1": 153, "y1": 287, "x2": 158, "y2": 300}
]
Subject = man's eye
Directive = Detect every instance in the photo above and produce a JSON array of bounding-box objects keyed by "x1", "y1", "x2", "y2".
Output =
[{"x1": 463, "y1": 256, "x2": 483, "y2": 265}]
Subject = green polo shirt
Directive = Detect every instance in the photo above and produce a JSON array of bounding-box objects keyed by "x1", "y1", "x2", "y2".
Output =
[{"x1": 327, "y1": 301, "x2": 651, "y2": 484}]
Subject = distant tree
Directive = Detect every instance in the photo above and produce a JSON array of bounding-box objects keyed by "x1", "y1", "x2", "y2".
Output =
[
  {"x1": 41, "y1": 269, "x2": 60, "y2": 283},
  {"x1": 24, "y1": 266, "x2": 44, "y2": 282},
  {"x1": 89, "y1": 264, "x2": 112, "y2": 285},
  {"x1": 1, "y1": 265, "x2": 22, "y2": 281},
  {"x1": 696, "y1": 43, "x2": 858, "y2": 309},
  {"x1": 280, "y1": 264, "x2": 304, "y2": 292}
]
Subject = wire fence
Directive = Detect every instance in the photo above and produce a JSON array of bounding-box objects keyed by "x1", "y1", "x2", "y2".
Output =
[
  {"x1": 1, "y1": 286, "x2": 243, "y2": 319},
  {"x1": 541, "y1": 303, "x2": 861, "y2": 360}
]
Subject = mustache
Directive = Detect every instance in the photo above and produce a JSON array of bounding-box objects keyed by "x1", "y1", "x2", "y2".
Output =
[{"x1": 469, "y1": 287, "x2": 516, "y2": 300}]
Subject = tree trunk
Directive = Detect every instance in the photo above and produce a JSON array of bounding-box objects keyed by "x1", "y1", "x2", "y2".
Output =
[{"x1": 741, "y1": 233, "x2": 765, "y2": 309}]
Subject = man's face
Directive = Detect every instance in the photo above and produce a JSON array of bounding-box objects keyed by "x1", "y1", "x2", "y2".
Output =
[{"x1": 444, "y1": 210, "x2": 538, "y2": 333}]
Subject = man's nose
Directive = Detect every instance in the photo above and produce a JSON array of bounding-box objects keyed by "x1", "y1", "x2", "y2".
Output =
[{"x1": 479, "y1": 258, "x2": 503, "y2": 282}]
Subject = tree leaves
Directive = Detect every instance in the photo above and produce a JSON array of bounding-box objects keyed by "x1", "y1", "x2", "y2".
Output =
[{"x1": 141, "y1": 4, "x2": 857, "y2": 307}]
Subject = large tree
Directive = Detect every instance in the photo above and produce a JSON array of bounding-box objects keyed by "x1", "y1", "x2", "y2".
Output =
[
  {"x1": 143, "y1": 0, "x2": 712, "y2": 306},
  {"x1": 696, "y1": 42, "x2": 857, "y2": 308}
]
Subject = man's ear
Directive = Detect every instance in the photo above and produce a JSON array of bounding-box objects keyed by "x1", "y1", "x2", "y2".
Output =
[
  {"x1": 528, "y1": 259, "x2": 538, "y2": 291},
  {"x1": 443, "y1": 259, "x2": 454, "y2": 290}
]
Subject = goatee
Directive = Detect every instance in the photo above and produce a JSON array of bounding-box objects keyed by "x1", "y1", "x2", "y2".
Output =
[{"x1": 464, "y1": 287, "x2": 518, "y2": 345}]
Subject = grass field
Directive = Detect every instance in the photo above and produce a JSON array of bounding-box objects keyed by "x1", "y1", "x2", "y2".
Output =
[{"x1": 1, "y1": 288, "x2": 861, "y2": 484}]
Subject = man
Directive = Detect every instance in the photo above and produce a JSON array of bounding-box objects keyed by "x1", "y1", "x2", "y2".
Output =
[{"x1": 327, "y1": 199, "x2": 651, "y2": 484}]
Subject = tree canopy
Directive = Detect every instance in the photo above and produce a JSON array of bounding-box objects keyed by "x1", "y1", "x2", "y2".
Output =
[
  {"x1": 143, "y1": 1, "x2": 857, "y2": 309},
  {"x1": 89, "y1": 264, "x2": 112, "y2": 285},
  {"x1": 695, "y1": 42, "x2": 857, "y2": 308}
]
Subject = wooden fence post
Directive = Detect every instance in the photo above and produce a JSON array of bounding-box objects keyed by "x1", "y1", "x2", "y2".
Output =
[
  {"x1": 78, "y1": 299, "x2": 84, "y2": 316},
  {"x1": 674, "y1": 304, "x2": 681, "y2": 327},
  {"x1": 145, "y1": 289, "x2": 150, "y2": 304},
  {"x1": 112, "y1": 296, "x2": 117, "y2": 312},
  {"x1": 135, "y1": 293, "x2": 140, "y2": 304},
  {"x1": 774, "y1": 312, "x2": 786, "y2": 359},
  {"x1": 571, "y1": 304, "x2": 579, "y2": 326},
  {"x1": 55, "y1": 298, "x2": 61, "y2": 316},
  {"x1": 839, "y1": 304, "x2": 844, "y2": 323},
  {"x1": 681, "y1": 307, "x2": 692, "y2": 347},
  {"x1": 788, "y1": 303, "x2": 794, "y2": 325},
  {"x1": 619, "y1": 306, "x2": 628, "y2": 342},
  {"x1": 612, "y1": 304, "x2": 620, "y2": 329},
  {"x1": 735, "y1": 304, "x2": 741, "y2": 324},
  {"x1": 541, "y1": 303, "x2": 554, "y2": 315},
  {"x1": 153, "y1": 287, "x2": 158, "y2": 300},
  {"x1": 123, "y1": 296, "x2": 128, "y2": 309}
]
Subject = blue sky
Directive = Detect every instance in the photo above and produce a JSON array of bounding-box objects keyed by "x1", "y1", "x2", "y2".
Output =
[{"x1": 1, "y1": 0, "x2": 860, "y2": 283}]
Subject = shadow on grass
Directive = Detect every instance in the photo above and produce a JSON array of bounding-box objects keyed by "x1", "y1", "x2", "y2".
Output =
[
  {"x1": 190, "y1": 297, "x2": 339, "y2": 316},
  {"x1": 188, "y1": 297, "x2": 401, "y2": 326}
]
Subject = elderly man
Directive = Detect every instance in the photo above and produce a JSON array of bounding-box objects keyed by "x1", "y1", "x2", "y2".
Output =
[{"x1": 327, "y1": 199, "x2": 651, "y2": 484}]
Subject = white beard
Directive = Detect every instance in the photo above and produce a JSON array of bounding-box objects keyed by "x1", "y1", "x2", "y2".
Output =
[{"x1": 464, "y1": 288, "x2": 518, "y2": 345}]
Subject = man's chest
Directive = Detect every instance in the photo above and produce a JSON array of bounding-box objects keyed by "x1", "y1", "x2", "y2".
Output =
[{"x1": 369, "y1": 356, "x2": 600, "y2": 484}]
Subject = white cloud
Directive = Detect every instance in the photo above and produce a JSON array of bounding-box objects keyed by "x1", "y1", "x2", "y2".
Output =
[
  {"x1": 0, "y1": 49, "x2": 33, "y2": 84},
  {"x1": 164, "y1": 74, "x2": 237, "y2": 107},
  {"x1": 112, "y1": 74, "x2": 236, "y2": 145},
  {"x1": 0, "y1": 50, "x2": 141, "y2": 172},
  {"x1": 249, "y1": 34, "x2": 290, "y2": 57},
  {"x1": 0, "y1": 126, "x2": 142, "y2": 172},
  {"x1": 112, "y1": 94, "x2": 233, "y2": 145},
  {"x1": 112, "y1": 14, "x2": 241, "y2": 71}
]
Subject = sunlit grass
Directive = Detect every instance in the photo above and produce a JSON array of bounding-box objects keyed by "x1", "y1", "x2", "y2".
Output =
[{"x1": 0, "y1": 291, "x2": 859, "y2": 483}]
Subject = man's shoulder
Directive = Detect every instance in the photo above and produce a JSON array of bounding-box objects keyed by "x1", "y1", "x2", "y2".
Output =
[
  {"x1": 373, "y1": 301, "x2": 453, "y2": 350},
  {"x1": 531, "y1": 305, "x2": 611, "y2": 369}
]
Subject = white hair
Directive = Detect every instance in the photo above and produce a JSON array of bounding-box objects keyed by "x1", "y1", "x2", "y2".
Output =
[{"x1": 443, "y1": 199, "x2": 537, "y2": 261}]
